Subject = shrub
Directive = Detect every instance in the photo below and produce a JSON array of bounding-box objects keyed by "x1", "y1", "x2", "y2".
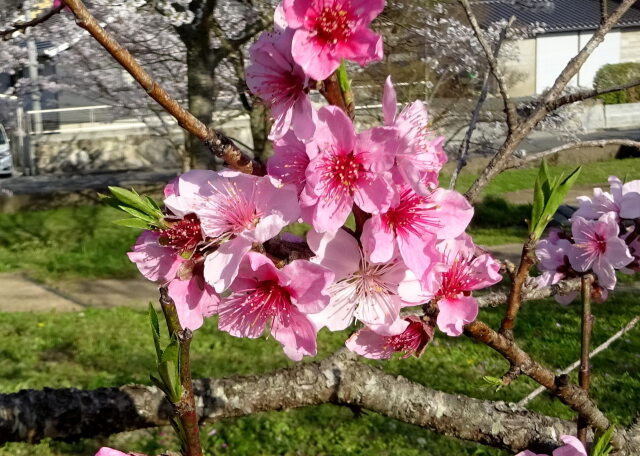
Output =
[{"x1": 593, "y1": 62, "x2": 640, "y2": 105}]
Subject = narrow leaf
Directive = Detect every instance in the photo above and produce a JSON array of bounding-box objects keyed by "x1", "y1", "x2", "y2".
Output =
[
  {"x1": 148, "y1": 303, "x2": 162, "y2": 360},
  {"x1": 108, "y1": 186, "x2": 157, "y2": 217},
  {"x1": 337, "y1": 60, "x2": 351, "y2": 93},
  {"x1": 113, "y1": 218, "x2": 151, "y2": 229},
  {"x1": 592, "y1": 426, "x2": 615, "y2": 456},
  {"x1": 118, "y1": 205, "x2": 157, "y2": 223},
  {"x1": 158, "y1": 360, "x2": 181, "y2": 403}
]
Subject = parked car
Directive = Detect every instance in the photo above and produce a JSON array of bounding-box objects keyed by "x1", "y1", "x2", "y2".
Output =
[{"x1": 0, "y1": 123, "x2": 12, "y2": 177}]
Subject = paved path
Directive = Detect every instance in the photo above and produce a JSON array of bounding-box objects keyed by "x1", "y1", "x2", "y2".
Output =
[{"x1": 0, "y1": 273, "x2": 159, "y2": 312}]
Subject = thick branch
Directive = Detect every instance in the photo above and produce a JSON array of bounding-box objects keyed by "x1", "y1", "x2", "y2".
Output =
[
  {"x1": 458, "y1": 0, "x2": 518, "y2": 134},
  {"x1": 0, "y1": 5, "x2": 64, "y2": 38},
  {"x1": 463, "y1": 0, "x2": 637, "y2": 203},
  {"x1": 61, "y1": 0, "x2": 264, "y2": 175},
  {"x1": 0, "y1": 349, "x2": 581, "y2": 454}
]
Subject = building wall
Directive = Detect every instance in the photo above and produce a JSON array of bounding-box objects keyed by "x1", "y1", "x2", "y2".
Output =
[
  {"x1": 621, "y1": 28, "x2": 640, "y2": 62},
  {"x1": 502, "y1": 38, "x2": 536, "y2": 97}
]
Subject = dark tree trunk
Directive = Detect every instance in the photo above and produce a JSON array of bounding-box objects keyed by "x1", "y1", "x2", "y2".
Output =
[
  {"x1": 249, "y1": 100, "x2": 271, "y2": 163},
  {"x1": 185, "y1": 41, "x2": 218, "y2": 170}
]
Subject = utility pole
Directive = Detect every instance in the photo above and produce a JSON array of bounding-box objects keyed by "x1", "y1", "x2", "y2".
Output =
[{"x1": 24, "y1": 0, "x2": 41, "y2": 175}]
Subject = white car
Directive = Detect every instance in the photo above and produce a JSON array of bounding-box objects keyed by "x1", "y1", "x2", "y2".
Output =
[{"x1": 0, "y1": 124, "x2": 12, "y2": 177}]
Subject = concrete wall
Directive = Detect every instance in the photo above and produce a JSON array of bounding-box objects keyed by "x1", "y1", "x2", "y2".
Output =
[
  {"x1": 580, "y1": 102, "x2": 640, "y2": 131},
  {"x1": 621, "y1": 28, "x2": 640, "y2": 62},
  {"x1": 502, "y1": 38, "x2": 536, "y2": 97}
]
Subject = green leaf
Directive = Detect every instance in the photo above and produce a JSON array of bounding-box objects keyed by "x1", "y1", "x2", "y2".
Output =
[
  {"x1": 158, "y1": 360, "x2": 182, "y2": 403},
  {"x1": 150, "y1": 374, "x2": 172, "y2": 398},
  {"x1": 149, "y1": 303, "x2": 162, "y2": 360},
  {"x1": 530, "y1": 164, "x2": 547, "y2": 233},
  {"x1": 112, "y1": 218, "x2": 152, "y2": 229},
  {"x1": 337, "y1": 59, "x2": 351, "y2": 94},
  {"x1": 108, "y1": 186, "x2": 161, "y2": 218},
  {"x1": 592, "y1": 426, "x2": 615, "y2": 456},
  {"x1": 118, "y1": 205, "x2": 157, "y2": 223}
]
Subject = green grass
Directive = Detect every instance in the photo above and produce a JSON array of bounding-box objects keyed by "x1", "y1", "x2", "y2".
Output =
[
  {"x1": 1, "y1": 291, "x2": 639, "y2": 455},
  {"x1": 452, "y1": 157, "x2": 640, "y2": 196},
  {"x1": 0, "y1": 205, "x2": 139, "y2": 282}
]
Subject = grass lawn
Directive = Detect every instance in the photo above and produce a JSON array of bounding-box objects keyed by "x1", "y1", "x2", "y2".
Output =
[
  {"x1": 0, "y1": 157, "x2": 637, "y2": 281},
  {"x1": 0, "y1": 291, "x2": 639, "y2": 455}
]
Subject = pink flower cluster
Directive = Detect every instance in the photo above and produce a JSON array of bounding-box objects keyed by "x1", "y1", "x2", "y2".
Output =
[
  {"x1": 128, "y1": 0, "x2": 503, "y2": 362},
  {"x1": 536, "y1": 176, "x2": 639, "y2": 304},
  {"x1": 247, "y1": 0, "x2": 384, "y2": 141}
]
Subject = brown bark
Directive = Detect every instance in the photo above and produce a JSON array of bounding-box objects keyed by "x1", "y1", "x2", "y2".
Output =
[
  {"x1": 578, "y1": 275, "x2": 594, "y2": 445},
  {"x1": 0, "y1": 349, "x2": 585, "y2": 454},
  {"x1": 500, "y1": 236, "x2": 537, "y2": 335}
]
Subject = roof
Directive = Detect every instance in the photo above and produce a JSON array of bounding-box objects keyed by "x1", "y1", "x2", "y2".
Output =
[{"x1": 472, "y1": 0, "x2": 640, "y2": 33}]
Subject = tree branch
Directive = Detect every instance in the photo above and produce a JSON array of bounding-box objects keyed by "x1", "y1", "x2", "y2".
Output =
[
  {"x1": 508, "y1": 140, "x2": 640, "y2": 168},
  {"x1": 518, "y1": 314, "x2": 640, "y2": 406},
  {"x1": 578, "y1": 275, "x2": 594, "y2": 445},
  {"x1": 0, "y1": 349, "x2": 583, "y2": 454},
  {"x1": 458, "y1": 0, "x2": 518, "y2": 134},
  {"x1": 449, "y1": 16, "x2": 514, "y2": 189},
  {"x1": 463, "y1": 320, "x2": 627, "y2": 449},
  {"x1": 0, "y1": 5, "x2": 64, "y2": 38},
  {"x1": 60, "y1": 0, "x2": 264, "y2": 175},
  {"x1": 463, "y1": 0, "x2": 638, "y2": 203},
  {"x1": 547, "y1": 79, "x2": 640, "y2": 111},
  {"x1": 500, "y1": 236, "x2": 537, "y2": 335}
]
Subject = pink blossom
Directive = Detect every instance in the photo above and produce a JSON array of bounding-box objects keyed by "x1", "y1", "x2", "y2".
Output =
[
  {"x1": 516, "y1": 435, "x2": 587, "y2": 456},
  {"x1": 535, "y1": 229, "x2": 577, "y2": 304},
  {"x1": 421, "y1": 235, "x2": 502, "y2": 336},
  {"x1": 574, "y1": 176, "x2": 640, "y2": 220},
  {"x1": 382, "y1": 76, "x2": 448, "y2": 194},
  {"x1": 568, "y1": 212, "x2": 633, "y2": 289},
  {"x1": 94, "y1": 448, "x2": 147, "y2": 456},
  {"x1": 128, "y1": 230, "x2": 219, "y2": 331},
  {"x1": 247, "y1": 28, "x2": 316, "y2": 141},
  {"x1": 300, "y1": 106, "x2": 398, "y2": 233},
  {"x1": 346, "y1": 316, "x2": 434, "y2": 359},
  {"x1": 283, "y1": 0, "x2": 384, "y2": 81},
  {"x1": 218, "y1": 252, "x2": 334, "y2": 360},
  {"x1": 307, "y1": 229, "x2": 424, "y2": 331},
  {"x1": 267, "y1": 130, "x2": 314, "y2": 194},
  {"x1": 362, "y1": 185, "x2": 473, "y2": 279},
  {"x1": 164, "y1": 170, "x2": 300, "y2": 293}
]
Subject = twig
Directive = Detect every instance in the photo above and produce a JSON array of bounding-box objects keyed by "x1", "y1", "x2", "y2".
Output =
[
  {"x1": 578, "y1": 275, "x2": 594, "y2": 445},
  {"x1": 508, "y1": 140, "x2": 640, "y2": 168},
  {"x1": 449, "y1": 16, "x2": 514, "y2": 189},
  {"x1": 500, "y1": 235, "x2": 537, "y2": 336},
  {"x1": 463, "y1": 320, "x2": 625, "y2": 449},
  {"x1": 318, "y1": 73, "x2": 354, "y2": 120},
  {"x1": 548, "y1": 79, "x2": 640, "y2": 111},
  {"x1": 458, "y1": 0, "x2": 518, "y2": 134},
  {"x1": 0, "y1": 5, "x2": 64, "y2": 38},
  {"x1": 463, "y1": 0, "x2": 638, "y2": 203},
  {"x1": 60, "y1": 0, "x2": 264, "y2": 176},
  {"x1": 159, "y1": 287, "x2": 202, "y2": 456},
  {"x1": 518, "y1": 315, "x2": 640, "y2": 406}
]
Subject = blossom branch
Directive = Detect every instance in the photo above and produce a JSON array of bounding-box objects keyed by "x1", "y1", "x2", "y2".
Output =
[
  {"x1": 463, "y1": 0, "x2": 637, "y2": 203},
  {"x1": 0, "y1": 349, "x2": 587, "y2": 454},
  {"x1": 458, "y1": 0, "x2": 519, "y2": 134},
  {"x1": 158, "y1": 287, "x2": 203, "y2": 456},
  {"x1": 60, "y1": 0, "x2": 264, "y2": 176},
  {"x1": 578, "y1": 275, "x2": 594, "y2": 445},
  {"x1": 0, "y1": 4, "x2": 64, "y2": 38},
  {"x1": 449, "y1": 16, "x2": 514, "y2": 189}
]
